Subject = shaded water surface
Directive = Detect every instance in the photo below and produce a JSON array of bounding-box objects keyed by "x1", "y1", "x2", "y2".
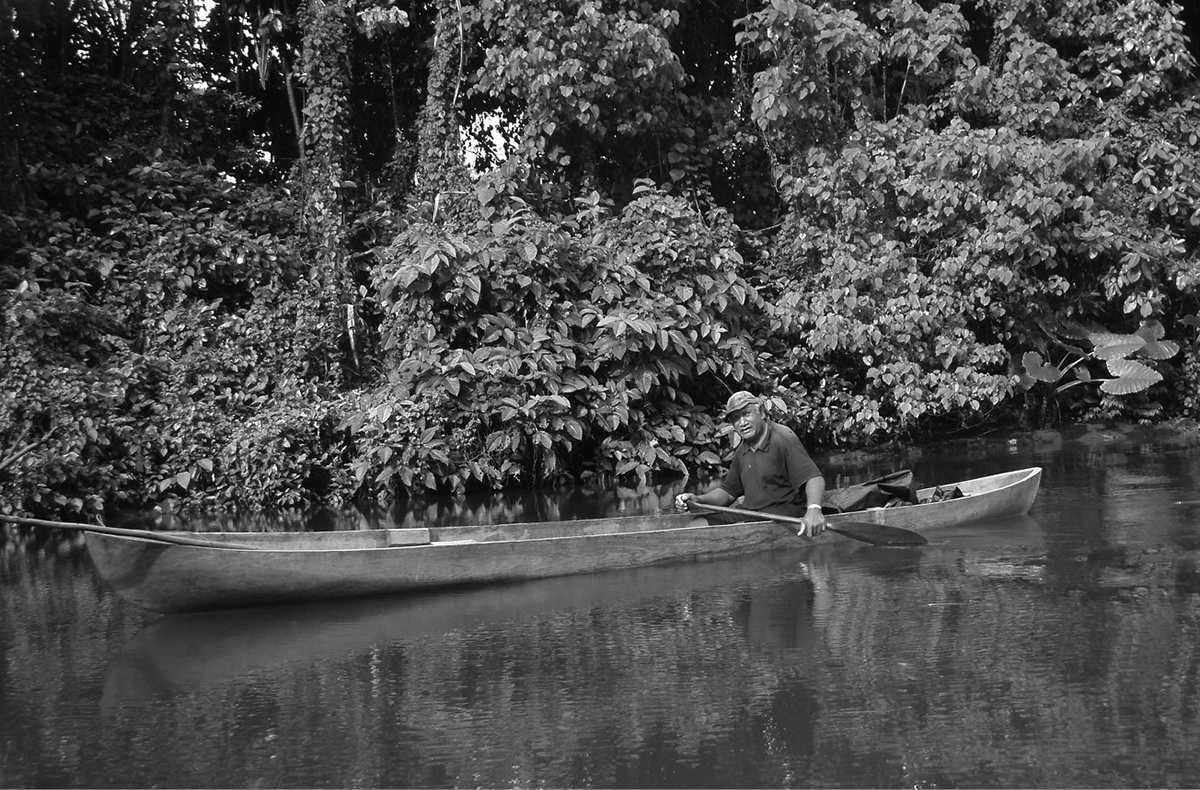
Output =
[{"x1": 4, "y1": 429, "x2": 1200, "y2": 788}]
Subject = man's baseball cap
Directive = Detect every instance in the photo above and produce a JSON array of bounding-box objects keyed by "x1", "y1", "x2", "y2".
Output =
[{"x1": 724, "y1": 391, "x2": 760, "y2": 417}]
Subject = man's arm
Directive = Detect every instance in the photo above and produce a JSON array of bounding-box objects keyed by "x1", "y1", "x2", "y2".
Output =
[
  {"x1": 800, "y1": 475, "x2": 827, "y2": 537},
  {"x1": 674, "y1": 486, "x2": 735, "y2": 512},
  {"x1": 805, "y1": 475, "x2": 825, "y2": 510}
]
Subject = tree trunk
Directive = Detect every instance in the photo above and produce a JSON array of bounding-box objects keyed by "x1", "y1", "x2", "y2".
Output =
[
  {"x1": 413, "y1": 0, "x2": 470, "y2": 214},
  {"x1": 298, "y1": 0, "x2": 356, "y2": 384},
  {"x1": 155, "y1": 0, "x2": 189, "y2": 145},
  {"x1": 0, "y1": 0, "x2": 25, "y2": 215}
]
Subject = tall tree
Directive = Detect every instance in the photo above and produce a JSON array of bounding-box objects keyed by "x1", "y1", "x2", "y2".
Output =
[
  {"x1": 413, "y1": 0, "x2": 472, "y2": 213},
  {"x1": 297, "y1": 0, "x2": 357, "y2": 383},
  {"x1": 0, "y1": 0, "x2": 26, "y2": 216}
]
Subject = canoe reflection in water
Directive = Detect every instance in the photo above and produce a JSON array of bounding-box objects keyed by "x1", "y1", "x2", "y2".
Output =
[{"x1": 102, "y1": 549, "x2": 854, "y2": 710}]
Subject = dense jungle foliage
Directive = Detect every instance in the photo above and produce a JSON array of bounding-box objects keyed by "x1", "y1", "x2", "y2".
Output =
[{"x1": 2, "y1": 0, "x2": 1200, "y2": 516}]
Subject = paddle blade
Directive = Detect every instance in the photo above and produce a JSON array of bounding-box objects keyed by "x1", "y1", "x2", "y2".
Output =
[{"x1": 828, "y1": 522, "x2": 927, "y2": 546}]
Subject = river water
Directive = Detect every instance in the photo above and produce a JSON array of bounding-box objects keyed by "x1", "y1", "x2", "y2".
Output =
[{"x1": 3, "y1": 426, "x2": 1200, "y2": 788}]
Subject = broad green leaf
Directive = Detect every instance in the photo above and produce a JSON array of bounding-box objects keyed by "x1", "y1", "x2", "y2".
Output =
[
  {"x1": 1022, "y1": 351, "x2": 1062, "y2": 383},
  {"x1": 463, "y1": 274, "x2": 482, "y2": 304},
  {"x1": 1141, "y1": 338, "x2": 1179, "y2": 360},
  {"x1": 1135, "y1": 320, "x2": 1166, "y2": 341},
  {"x1": 1101, "y1": 358, "x2": 1161, "y2": 394},
  {"x1": 1089, "y1": 333, "x2": 1145, "y2": 359}
]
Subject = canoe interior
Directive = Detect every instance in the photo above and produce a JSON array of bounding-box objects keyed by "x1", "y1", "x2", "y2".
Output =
[{"x1": 157, "y1": 511, "x2": 703, "y2": 551}]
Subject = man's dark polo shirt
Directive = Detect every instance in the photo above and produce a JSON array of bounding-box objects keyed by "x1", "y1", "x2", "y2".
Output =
[{"x1": 719, "y1": 421, "x2": 822, "y2": 514}]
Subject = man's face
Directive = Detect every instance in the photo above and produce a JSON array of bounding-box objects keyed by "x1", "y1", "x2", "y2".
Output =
[{"x1": 729, "y1": 404, "x2": 766, "y2": 442}]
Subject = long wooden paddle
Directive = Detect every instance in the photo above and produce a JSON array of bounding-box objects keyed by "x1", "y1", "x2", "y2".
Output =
[
  {"x1": 694, "y1": 503, "x2": 928, "y2": 546},
  {"x1": 0, "y1": 514, "x2": 258, "y2": 550}
]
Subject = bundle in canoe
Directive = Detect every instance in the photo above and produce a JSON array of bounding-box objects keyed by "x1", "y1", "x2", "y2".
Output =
[{"x1": 73, "y1": 466, "x2": 1040, "y2": 614}]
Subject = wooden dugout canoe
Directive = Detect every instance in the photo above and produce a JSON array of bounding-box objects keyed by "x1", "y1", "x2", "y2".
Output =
[{"x1": 84, "y1": 466, "x2": 1042, "y2": 614}]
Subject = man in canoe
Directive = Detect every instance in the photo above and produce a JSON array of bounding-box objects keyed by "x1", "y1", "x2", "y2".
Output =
[{"x1": 674, "y1": 391, "x2": 828, "y2": 537}]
